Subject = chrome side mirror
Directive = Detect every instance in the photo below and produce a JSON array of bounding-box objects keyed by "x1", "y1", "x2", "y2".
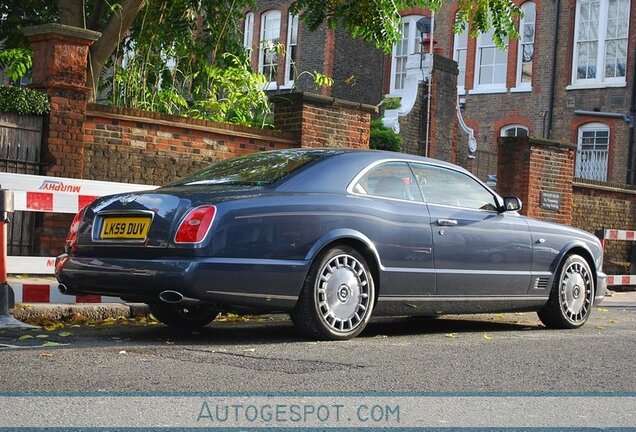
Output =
[{"x1": 501, "y1": 196, "x2": 522, "y2": 212}]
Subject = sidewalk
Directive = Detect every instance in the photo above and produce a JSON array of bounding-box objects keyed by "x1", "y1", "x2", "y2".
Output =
[{"x1": 599, "y1": 290, "x2": 636, "y2": 308}]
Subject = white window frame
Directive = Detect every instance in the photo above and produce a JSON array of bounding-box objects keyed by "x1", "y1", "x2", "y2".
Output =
[
  {"x1": 515, "y1": 2, "x2": 535, "y2": 89},
  {"x1": 473, "y1": 28, "x2": 508, "y2": 93},
  {"x1": 390, "y1": 15, "x2": 425, "y2": 95},
  {"x1": 570, "y1": 0, "x2": 630, "y2": 89},
  {"x1": 500, "y1": 124, "x2": 529, "y2": 137},
  {"x1": 452, "y1": 15, "x2": 468, "y2": 94},
  {"x1": 243, "y1": 12, "x2": 254, "y2": 61},
  {"x1": 284, "y1": 13, "x2": 299, "y2": 87},
  {"x1": 259, "y1": 10, "x2": 281, "y2": 88},
  {"x1": 575, "y1": 122, "x2": 610, "y2": 181}
]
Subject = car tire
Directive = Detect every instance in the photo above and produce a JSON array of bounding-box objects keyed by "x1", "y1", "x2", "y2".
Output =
[
  {"x1": 148, "y1": 303, "x2": 219, "y2": 329},
  {"x1": 291, "y1": 245, "x2": 376, "y2": 340},
  {"x1": 537, "y1": 254, "x2": 595, "y2": 329}
]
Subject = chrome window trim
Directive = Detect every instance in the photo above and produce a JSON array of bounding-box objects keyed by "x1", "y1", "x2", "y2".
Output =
[{"x1": 347, "y1": 158, "x2": 502, "y2": 212}]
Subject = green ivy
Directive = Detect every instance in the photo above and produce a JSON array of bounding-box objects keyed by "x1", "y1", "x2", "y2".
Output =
[
  {"x1": 370, "y1": 119, "x2": 402, "y2": 152},
  {"x1": 0, "y1": 85, "x2": 50, "y2": 115}
]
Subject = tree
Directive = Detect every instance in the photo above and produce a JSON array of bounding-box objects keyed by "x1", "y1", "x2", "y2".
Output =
[
  {"x1": 290, "y1": 0, "x2": 521, "y2": 51},
  {"x1": 0, "y1": 0, "x2": 521, "y2": 121}
]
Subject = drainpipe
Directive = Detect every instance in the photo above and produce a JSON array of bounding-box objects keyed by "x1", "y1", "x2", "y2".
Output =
[
  {"x1": 424, "y1": 12, "x2": 435, "y2": 157},
  {"x1": 546, "y1": 0, "x2": 560, "y2": 139},
  {"x1": 628, "y1": 52, "x2": 636, "y2": 185}
]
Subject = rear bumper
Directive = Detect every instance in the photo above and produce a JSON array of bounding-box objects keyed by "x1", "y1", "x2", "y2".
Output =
[
  {"x1": 55, "y1": 254, "x2": 309, "y2": 311},
  {"x1": 595, "y1": 271, "x2": 607, "y2": 305}
]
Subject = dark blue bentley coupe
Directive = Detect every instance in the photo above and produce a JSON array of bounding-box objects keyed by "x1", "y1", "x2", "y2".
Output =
[{"x1": 56, "y1": 149, "x2": 607, "y2": 340}]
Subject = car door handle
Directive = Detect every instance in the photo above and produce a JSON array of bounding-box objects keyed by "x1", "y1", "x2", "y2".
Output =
[{"x1": 437, "y1": 218, "x2": 458, "y2": 226}]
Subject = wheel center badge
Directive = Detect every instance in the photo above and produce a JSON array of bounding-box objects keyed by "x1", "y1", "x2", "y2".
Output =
[
  {"x1": 572, "y1": 285, "x2": 580, "y2": 299},
  {"x1": 338, "y1": 285, "x2": 350, "y2": 302}
]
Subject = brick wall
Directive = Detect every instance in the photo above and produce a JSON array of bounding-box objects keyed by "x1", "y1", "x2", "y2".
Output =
[
  {"x1": 432, "y1": 0, "x2": 636, "y2": 185},
  {"x1": 572, "y1": 180, "x2": 636, "y2": 275},
  {"x1": 397, "y1": 82, "x2": 426, "y2": 155},
  {"x1": 429, "y1": 55, "x2": 459, "y2": 164},
  {"x1": 394, "y1": 54, "x2": 459, "y2": 162},
  {"x1": 83, "y1": 104, "x2": 297, "y2": 185},
  {"x1": 330, "y1": 27, "x2": 385, "y2": 105},
  {"x1": 497, "y1": 137, "x2": 575, "y2": 225},
  {"x1": 272, "y1": 92, "x2": 376, "y2": 148}
]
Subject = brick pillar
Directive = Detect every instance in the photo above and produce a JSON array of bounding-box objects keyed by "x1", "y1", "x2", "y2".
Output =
[
  {"x1": 427, "y1": 55, "x2": 458, "y2": 163},
  {"x1": 23, "y1": 24, "x2": 100, "y2": 179},
  {"x1": 23, "y1": 24, "x2": 100, "y2": 256},
  {"x1": 272, "y1": 92, "x2": 376, "y2": 148},
  {"x1": 497, "y1": 137, "x2": 576, "y2": 225}
]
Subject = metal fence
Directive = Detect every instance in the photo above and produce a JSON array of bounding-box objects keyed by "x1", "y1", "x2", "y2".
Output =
[{"x1": 0, "y1": 113, "x2": 44, "y2": 256}]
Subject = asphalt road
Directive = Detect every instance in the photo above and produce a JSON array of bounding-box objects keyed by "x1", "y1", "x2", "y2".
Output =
[{"x1": 1, "y1": 306, "x2": 635, "y2": 393}]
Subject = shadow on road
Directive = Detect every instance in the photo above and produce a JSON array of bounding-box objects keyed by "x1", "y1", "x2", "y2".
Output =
[{"x1": 0, "y1": 313, "x2": 546, "y2": 349}]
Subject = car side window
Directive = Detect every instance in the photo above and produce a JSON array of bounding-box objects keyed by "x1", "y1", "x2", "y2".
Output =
[
  {"x1": 353, "y1": 162, "x2": 422, "y2": 202},
  {"x1": 410, "y1": 163, "x2": 498, "y2": 211}
]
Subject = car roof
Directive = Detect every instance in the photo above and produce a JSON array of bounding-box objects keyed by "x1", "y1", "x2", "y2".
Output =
[{"x1": 274, "y1": 148, "x2": 474, "y2": 193}]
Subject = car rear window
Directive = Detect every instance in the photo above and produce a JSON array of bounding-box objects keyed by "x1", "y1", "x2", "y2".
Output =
[{"x1": 169, "y1": 150, "x2": 336, "y2": 186}]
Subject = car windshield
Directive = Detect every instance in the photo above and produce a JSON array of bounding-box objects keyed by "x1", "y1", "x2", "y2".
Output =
[{"x1": 169, "y1": 150, "x2": 336, "y2": 187}]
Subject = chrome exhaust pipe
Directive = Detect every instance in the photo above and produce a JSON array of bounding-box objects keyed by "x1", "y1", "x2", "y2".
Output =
[
  {"x1": 159, "y1": 290, "x2": 202, "y2": 306},
  {"x1": 58, "y1": 284, "x2": 69, "y2": 295}
]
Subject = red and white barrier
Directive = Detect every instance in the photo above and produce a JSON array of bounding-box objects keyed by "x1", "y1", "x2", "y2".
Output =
[
  {"x1": 0, "y1": 172, "x2": 156, "y2": 214},
  {"x1": 597, "y1": 229, "x2": 636, "y2": 287},
  {"x1": 601, "y1": 229, "x2": 636, "y2": 242},
  {"x1": 0, "y1": 172, "x2": 158, "y2": 303},
  {"x1": 606, "y1": 275, "x2": 636, "y2": 286},
  {"x1": 10, "y1": 281, "x2": 122, "y2": 304}
]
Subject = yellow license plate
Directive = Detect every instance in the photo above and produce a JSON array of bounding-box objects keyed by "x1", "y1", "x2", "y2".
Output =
[{"x1": 100, "y1": 216, "x2": 151, "y2": 240}]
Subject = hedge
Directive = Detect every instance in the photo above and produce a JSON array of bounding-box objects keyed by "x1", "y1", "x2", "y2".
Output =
[{"x1": 0, "y1": 85, "x2": 50, "y2": 115}]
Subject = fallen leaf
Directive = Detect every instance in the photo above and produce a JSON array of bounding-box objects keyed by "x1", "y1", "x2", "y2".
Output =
[
  {"x1": 495, "y1": 313, "x2": 505, "y2": 318},
  {"x1": 607, "y1": 319, "x2": 619, "y2": 324},
  {"x1": 44, "y1": 323, "x2": 64, "y2": 331},
  {"x1": 39, "y1": 352, "x2": 52, "y2": 357},
  {"x1": 597, "y1": 308, "x2": 609, "y2": 312},
  {"x1": 18, "y1": 335, "x2": 33, "y2": 341},
  {"x1": 242, "y1": 348, "x2": 256, "y2": 352},
  {"x1": 119, "y1": 350, "x2": 127, "y2": 355},
  {"x1": 483, "y1": 334, "x2": 493, "y2": 340},
  {"x1": 374, "y1": 335, "x2": 388, "y2": 339},
  {"x1": 595, "y1": 326, "x2": 605, "y2": 330},
  {"x1": 35, "y1": 334, "x2": 49, "y2": 339},
  {"x1": 58, "y1": 332, "x2": 73, "y2": 337},
  {"x1": 444, "y1": 333, "x2": 458, "y2": 338},
  {"x1": 165, "y1": 341, "x2": 174, "y2": 345},
  {"x1": 69, "y1": 325, "x2": 81, "y2": 328},
  {"x1": 41, "y1": 341, "x2": 64, "y2": 347}
]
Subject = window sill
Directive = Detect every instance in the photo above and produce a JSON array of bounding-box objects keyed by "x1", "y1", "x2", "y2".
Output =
[
  {"x1": 467, "y1": 87, "x2": 508, "y2": 95},
  {"x1": 262, "y1": 82, "x2": 296, "y2": 91},
  {"x1": 510, "y1": 86, "x2": 532, "y2": 93},
  {"x1": 566, "y1": 82, "x2": 627, "y2": 91}
]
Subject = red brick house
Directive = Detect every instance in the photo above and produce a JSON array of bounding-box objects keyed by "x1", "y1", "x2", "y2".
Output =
[{"x1": 242, "y1": 0, "x2": 636, "y2": 187}]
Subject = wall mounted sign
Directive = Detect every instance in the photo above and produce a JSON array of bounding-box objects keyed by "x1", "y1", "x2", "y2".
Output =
[{"x1": 540, "y1": 191, "x2": 561, "y2": 211}]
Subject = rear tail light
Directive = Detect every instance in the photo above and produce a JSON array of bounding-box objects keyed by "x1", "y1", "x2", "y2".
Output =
[
  {"x1": 66, "y1": 206, "x2": 88, "y2": 253},
  {"x1": 174, "y1": 205, "x2": 216, "y2": 244}
]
